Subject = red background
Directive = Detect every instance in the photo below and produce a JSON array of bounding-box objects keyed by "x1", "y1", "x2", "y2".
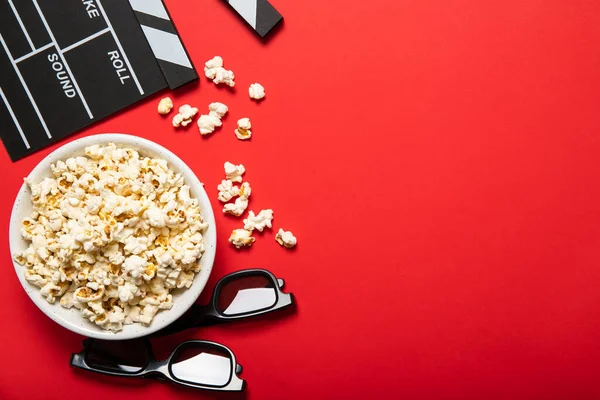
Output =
[{"x1": 2, "y1": 0, "x2": 600, "y2": 399}]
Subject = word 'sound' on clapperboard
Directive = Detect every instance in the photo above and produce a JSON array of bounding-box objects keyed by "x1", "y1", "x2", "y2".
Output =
[{"x1": 0, "y1": 0, "x2": 198, "y2": 161}]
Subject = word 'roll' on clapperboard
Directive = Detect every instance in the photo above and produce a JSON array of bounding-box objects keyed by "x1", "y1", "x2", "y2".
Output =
[{"x1": 0, "y1": 0, "x2": 283, "y2": 162}]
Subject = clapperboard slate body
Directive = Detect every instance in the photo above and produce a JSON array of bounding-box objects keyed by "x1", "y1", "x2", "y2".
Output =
[{"x1": 0, "y1": 0, "x2": 197, "y2": 161}]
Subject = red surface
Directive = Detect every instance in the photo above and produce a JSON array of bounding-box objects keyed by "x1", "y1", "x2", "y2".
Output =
[{"x1": 2, "y1": 0, "x2": 600, "y2": 399}]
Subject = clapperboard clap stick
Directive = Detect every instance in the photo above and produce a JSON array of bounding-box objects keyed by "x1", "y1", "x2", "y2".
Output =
[{"x1": 224, "y1": 0, "x2": 283, "y2": 37}]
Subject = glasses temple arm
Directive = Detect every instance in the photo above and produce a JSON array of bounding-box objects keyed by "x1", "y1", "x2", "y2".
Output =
[{"x1": 150, "y1": 304, "x2": 216, "y2": 337}]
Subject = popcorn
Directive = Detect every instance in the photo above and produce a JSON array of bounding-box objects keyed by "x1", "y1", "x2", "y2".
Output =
[
  {"x1": 223, "y1": 182, "x2": 251, "y2": 217},
  {"x1": 139, "y1": 304, "x2": 159, "y2": 326},
  {"x1": 40, "y1": 282, "x2": 68, "y2": 304},
  {"x1": 276, "y1": 229, "x2": 297, "y2": 249},
  {"x1": 229, "y1": 229, "x2": 255, "y2": 249},
  {"x1": 239, "y1": 182, "x2": 251, "y2": 198},
  {"x1": 223, "y1": 197, "x2": 249, "y2": 217},
  {"x1": 204, "y1": 56, "x2": 235, "y2": 87},
  {"x1": 205, "y1": 55, "x2": 223, "y2": 70},
  {"x1": 51, "y1": 160, "x2": 68, "y2": 176},
  {"x1": 249, "y1": 83, "x2": 265, "y2": 100},
  {"x1": 243, "y1": 209, "x2": 274, "y2": 232},
  {"x1": 104, "y1": 306, "x2": 126, "y2": 332},
  {"x1": 118, "y1": 282, "x2": 138, "y2": 303},
  {"x1": 224, "y1": 162, "x2": 245, "y2": 183},
  {"x1": 59, "y1": 289, "x2": 79, "y2": 309},
  {"x1": 144, "y1": 206, "x2": 166, "y2": 228},
  {"x1": 234, "y1": 118, "x2": 252, "y2": 140},
  {"x1": 25, "y1": 270, "x2": 47, "y2": 288},
  {"x1": 147, "y1": 278, "x2": 168, "y2": 296},
  {"x1": 124, "y1": 305, "x2": 141, "y2": 324},
  {"x1": 209, "y1": 102, "x2": 229, "y2": 118},
  {"x1": 213, "y1": 69, "x2": 235, "y2": 87},
  {"x1": 143, "y1": 263, "x2": 157, "y2": 281},
  {"x1": 177, "y1": 270, "x2": 195, "y2": 289},
  {"x1": 154, "y1": 249, "x2": 176, "y2": 268},
  {"x1": 177, "y1": 185, "x2": 192, "y2": 206},
  {"x1": 217, "y1": 179, "x2": 240, "y2": 202},
  {"x1": 14, "y1": 144, "x2": 208, "y2": 332},
  {"x1": 158, "y1": 97, "x2": 173, "y2": 115},
  {"x1": 85, "y1": 143, "x2": 115, "y2": 160},
  {"x1": 198, "y1": 102, "x2": 228, "y2": 135},
  {"x1": 172, "y1": 104, "x2": 199, "y2": 127},
  {"x1": 123, "y1": 236, "x2": 149, "y2": 255},
  {"x1": 181, "y1": 246, "x2": 201, "y2": 265},
  {"x1": 198, "y1": 113, "x2": 222, "y2": 135},
  {"x1": 74, "y1": 285, "x2": 104, "y2": 303},
  {"x1": 165, "y1": 268, "x2": 182, "y2": 287},
  {"x1": 46, "y1": 209, "x2": 65, "y2": 231},
  {"x1": 123, "y1": 255, "x2": 147, "y2": 279}
]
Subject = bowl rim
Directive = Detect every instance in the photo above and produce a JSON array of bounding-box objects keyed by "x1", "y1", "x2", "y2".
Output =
[{"x1": 9, "y1": 133, "x2": 216, "y2": 340}]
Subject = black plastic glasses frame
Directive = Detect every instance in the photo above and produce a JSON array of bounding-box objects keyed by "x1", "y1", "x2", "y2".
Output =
[
  {"x1": 155, "y1": 268, "x2": 294, "y2": 336},
  {"x1": 71, "y1": 338, "x2": 245, "y2": 392}
]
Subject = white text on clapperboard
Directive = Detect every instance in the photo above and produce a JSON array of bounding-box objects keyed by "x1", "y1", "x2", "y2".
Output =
[
  {"x1": 47, "y1": 0, "x2": 132, "y2": 99},
  {"x1": 48, "y1": 54, "x2": 76, "y2": 98},
  {"x1": 83, "y1": 0, "x2": 100, "y2": 18},
  {"x1": 85, "y1": 0, "x2": 132, "y2": 86},
  {"x1": 108, "y1": 52, "x2": 131, "y2": 84}
]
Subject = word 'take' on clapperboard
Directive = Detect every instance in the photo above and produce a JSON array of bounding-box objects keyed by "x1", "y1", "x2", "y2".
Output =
[
  {"x1": 0, "y1": 0, "x2": 197, "y2": 161},
  {"x1": 0, "y1": 0, "x2": 283, "y2": 162}
]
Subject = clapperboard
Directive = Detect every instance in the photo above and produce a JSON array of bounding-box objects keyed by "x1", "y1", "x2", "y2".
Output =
[
  {"x1": 224, "y1": 0, "x2": 283, "y2": 37},
  {"x1": 0, "y1": 0, "x2": 198, "y2": 161}
]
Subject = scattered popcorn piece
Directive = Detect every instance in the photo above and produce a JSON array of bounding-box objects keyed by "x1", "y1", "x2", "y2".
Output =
[
  {"x1": 208, "y1": 102, "x2": 229, "y2": 118},
  {"x1": 276, "y1": 229, "x2": 297, "y2": 249},
  {"x1": 213, "y1": 68, "x2": 235, "y2": 87},
  {"x1": 217, "y1": 179, "x2": 240, "y2": 202},
  {"x1": 229, "y1": 229, "x2": 255, "y2": 249},
  {"x1": 204, "y1": 55, "x2": 223, "y2": 70},
  {"x1": 172, "y1": 104, "x2": 199, "y2": 127},
  {"x1": 197, "y1": 102, "x2": 228, "y2": 135},
  {"x1": 235, "y1": 118, "x2": 252, "y2": 140},
  {"x1": 198, "y1": 113, "x2": 222, "y2": 135},
  {"x1": 244, "y1": 209, "x2": 274, "y2": 232},
  {"x1": 223, "y1": 182, "x2": 251, "y2": 216},
  {"x1": 204, "y1": 56, "x2": 235, "y2": 87},
  {"x1": 224, "y1": 162, "x2": 245, "y2": 183},
  {"x1": 157, "y1": 97, "x2": 173, "y2": 115},
  {"x1": 238, "y1": 181, "x2": 251, "y2": 198},
  {"x1": 223, "y1": 196, "x2": 249, "y2": 217},
  {"x1": 249, "y1": 83, "x2": 265, "y2": 100}
]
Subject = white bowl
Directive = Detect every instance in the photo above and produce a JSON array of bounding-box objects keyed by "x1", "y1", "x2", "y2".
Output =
[{"x1": 9, "y1": 134, "x2": 216, "y2": 340}]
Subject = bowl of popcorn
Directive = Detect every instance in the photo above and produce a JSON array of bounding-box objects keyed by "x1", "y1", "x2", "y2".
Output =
[{"x1": 9, "y1": 134, "x2": 216, "y2": 339}]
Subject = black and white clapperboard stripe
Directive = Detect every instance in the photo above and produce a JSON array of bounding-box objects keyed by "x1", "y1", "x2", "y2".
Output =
[
  {"x1": 225, "y1": 0, "x2": 283, "y2": 37},
  {"x1": 0, "y1": 0, "x2": 198, "y2": 161},
  {"x1": 128, "y1": 0, "x2": 197, "y2": 90}
]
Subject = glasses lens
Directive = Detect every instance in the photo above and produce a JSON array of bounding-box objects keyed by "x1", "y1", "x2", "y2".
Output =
[
  {"x1": 169, "y1": 343, "x2": 233, "y2": 386},
  {"x1": 217, "y1": 273, "x2": 277, "y2": 316},
  {"x1": 85, "y1": 339, "x2": 149, "y2": 374}
]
